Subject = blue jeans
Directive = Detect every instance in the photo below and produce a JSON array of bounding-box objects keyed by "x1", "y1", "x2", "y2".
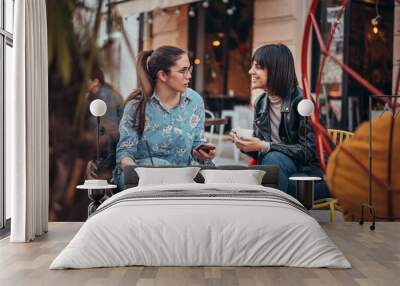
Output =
[
  {"x1": 259, "y1": 151, "x2": 298, "y2": 194},
  {"x1": 259, "y1": 151, "x2": 331, "y2": 200}
]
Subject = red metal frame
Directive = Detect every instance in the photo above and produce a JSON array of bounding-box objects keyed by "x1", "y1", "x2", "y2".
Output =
[{"x1": 301, "y1": 0, "x2": 399, "y2": 191}]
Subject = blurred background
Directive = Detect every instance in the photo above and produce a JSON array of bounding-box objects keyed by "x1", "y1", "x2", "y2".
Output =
[{"x1": 2, "y1": 0, "x2": 397, "y2": 221}]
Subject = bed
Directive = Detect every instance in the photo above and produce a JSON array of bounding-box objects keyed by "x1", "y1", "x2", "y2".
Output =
[{"x1": 50, "y1": 166, "x2": 350, "y2": 269}]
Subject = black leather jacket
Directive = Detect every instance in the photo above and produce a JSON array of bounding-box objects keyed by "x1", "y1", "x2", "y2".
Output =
[{"x1": 247, "y1": 87, "x2": 319, "y2": 169}]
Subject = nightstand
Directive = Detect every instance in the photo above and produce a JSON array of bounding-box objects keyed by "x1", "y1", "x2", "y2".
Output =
[
  {"x1": 289, "y1": 176, "x2": 321, "y2": 210},
  {"x1": 76, "y1": 184, "x2": 117, "y2": 217}
]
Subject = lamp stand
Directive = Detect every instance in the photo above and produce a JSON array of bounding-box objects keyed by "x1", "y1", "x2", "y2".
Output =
[
  {"x1": 359, "y1": 94, "x2": 400, "y2": 231},
  {"x1": 302, "y1": 116, "x2": 311, "y2": 173},
  {"x1": 96, "y1": 116, "x2": 100, "y2": 163}
]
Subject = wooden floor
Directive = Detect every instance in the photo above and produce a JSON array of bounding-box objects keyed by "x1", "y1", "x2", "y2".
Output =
[{"x1": 0, "y1": 222, "x2": 399, "y2": 286}]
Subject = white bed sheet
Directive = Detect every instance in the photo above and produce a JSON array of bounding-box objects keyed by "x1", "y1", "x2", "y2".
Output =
[{"x1": 50, "y1": 183, "x2": 350, "y2": 269}]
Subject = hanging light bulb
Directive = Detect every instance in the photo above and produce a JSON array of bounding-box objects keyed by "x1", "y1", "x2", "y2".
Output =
[
  {"x1": 189, "y1": 7, "x2": 196, "y2": 17},
  {"x1": 370, "y1": 0, "x2": 382, "y2": 36},
  {"x1": 147, "y1": 12, "x2": 153, "y2": 25},
  {"x1": 212, "y1": 40, "x2": 221, "y2": 47},
  {"x1": 370, "y1": 16, "x2": 380, "y2": 35},
  {"x1": 175, "y1": 7, "x2": 180, "y2": 15},
  {"x1": 227, "y1": 6, "x2": 236, "y2": 15},
  {"x1": 222, "y1": 0, "x2": 229, "y2": 3},
  {"x1": 202, "y1": 1, "x2": 209, "y2": 8}
]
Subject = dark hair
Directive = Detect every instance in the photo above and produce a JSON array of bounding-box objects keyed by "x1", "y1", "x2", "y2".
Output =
[
  {"x1": 125, "y1": 46, "x2": 186, "y2": 136},
  {"x1": 252, "y1": 44, "x2": 298, "y2": 98},
  {"x1": 90, "y1": 66, "x2": 105, "y2": 85}
]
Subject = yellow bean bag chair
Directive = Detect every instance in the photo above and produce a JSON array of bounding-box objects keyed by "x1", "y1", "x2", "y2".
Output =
[{"x1": 326, "y1": 112, "x2": 400, "y2": 221}]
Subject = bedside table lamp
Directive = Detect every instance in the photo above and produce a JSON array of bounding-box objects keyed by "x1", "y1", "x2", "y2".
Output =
[
  {"x1": 291, "y1": 99, "x2": 317, "y2": 210},
  {"x1": 297, "y1": 99, "x2": 315, "y2": 171},
  {"x1": 89, "y1": 99, "x2": 107, "y2": 163}
]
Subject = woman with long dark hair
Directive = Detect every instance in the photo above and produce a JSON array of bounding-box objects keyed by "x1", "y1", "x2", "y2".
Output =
[
  {"x1": 231, "y1": 44, "x2": 322, "y2": 195},
  {"x1": 115, "y1": 46, "x2": 215, "y2": 190}
]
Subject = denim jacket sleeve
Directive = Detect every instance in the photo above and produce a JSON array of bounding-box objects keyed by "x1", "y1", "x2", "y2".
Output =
[{"x1": 116, "y1": 99, "x2": 140, "y2": 164}]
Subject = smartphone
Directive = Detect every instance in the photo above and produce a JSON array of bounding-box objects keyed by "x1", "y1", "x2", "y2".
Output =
[{"x1": 195, "y1": 144, "x2": 216, "y2": 152}]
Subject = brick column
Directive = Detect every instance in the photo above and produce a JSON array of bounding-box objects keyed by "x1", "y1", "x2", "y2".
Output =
[
  {"x1": 252, "y1": 0, "x2": 310, "y2": 101},
  {"x1": 151, "y1": 6, "x2": 189, "y2": 50},
  {"x1": 253, "y1": 0, "x2": 310, "y2": 82}
]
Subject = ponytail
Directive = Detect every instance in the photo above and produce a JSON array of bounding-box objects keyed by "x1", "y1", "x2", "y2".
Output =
[
  {"x1": 125, "y1": 50, "x2": 154, "y2": 137},
  {"x1": 125, "y1": 46, "x2": 186, "y2": 137},
  {"x1": 137, "y1": 50, "x2": 155, "y2": 98}
]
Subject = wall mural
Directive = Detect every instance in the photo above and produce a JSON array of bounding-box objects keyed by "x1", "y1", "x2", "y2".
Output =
[{"x1": 302, "y1": 0, "x2": 399, "y2": 222}]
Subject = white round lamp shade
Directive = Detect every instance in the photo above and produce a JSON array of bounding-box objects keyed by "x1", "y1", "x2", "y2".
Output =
[
  {"x1": 297, "y1": 99, "x2": 314, "y2": 117},
  {"x1": 90, "y1": 99, "x2": 107, "y2": 117}
]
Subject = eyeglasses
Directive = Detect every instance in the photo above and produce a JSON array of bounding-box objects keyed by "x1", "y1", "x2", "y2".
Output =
[{"x1": 171, "y1": 66, "x2": 193, "y2": 76}]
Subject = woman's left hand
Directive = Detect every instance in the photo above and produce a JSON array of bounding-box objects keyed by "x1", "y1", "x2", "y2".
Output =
[
  {"x1": 192, "y1": 148, "x2": 216, "y2": 161},
  {"x1": 233, "y1": 135, "x2": 265, "y2": 152}
]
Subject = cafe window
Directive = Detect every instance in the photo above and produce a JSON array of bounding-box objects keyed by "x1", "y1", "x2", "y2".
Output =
[
  {"x1": 313, "y1": 0, "x2": 394, "y2": 130},
  {"x1": 189, "y1": 0, "x2": 253, "y2": 114}
]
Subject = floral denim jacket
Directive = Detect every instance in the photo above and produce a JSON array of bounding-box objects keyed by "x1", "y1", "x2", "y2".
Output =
[{"x1": 116, "y1": 88, "x2": 210, "y2": 167}]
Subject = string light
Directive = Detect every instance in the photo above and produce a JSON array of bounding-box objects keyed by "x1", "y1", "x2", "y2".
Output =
[
  {"x1": 212, "y1": 40, "x2": 221, "y2": 47},
  {"x1": 194, "y1": 58, "x2": 201, "y2": 65},
  {"x1": 146, "y1": 7, "x2": 183, "y2": 19},
  {"x1": 370, "y1": 0, "x2": 381, "y2": 35},
  {"x1": 189, "y1": 7, "x2": 196, "y2": 17},
  {"x1": 372, "y1": 25, "x2": 379, "y2": 34},
  {"x1": 226, "y1": 6, "x2": 236, "y2": 15},
  {"x1": 186, "y1": 1, "x2": 238, "y2": 18},
  {"x1": 147, "y1": 12, "x2": 153, "y2": 24}
]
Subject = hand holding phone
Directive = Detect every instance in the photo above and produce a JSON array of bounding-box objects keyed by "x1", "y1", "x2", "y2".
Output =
[{"x1": 193, "y1": 143, "x2": 216, "y2": 161}]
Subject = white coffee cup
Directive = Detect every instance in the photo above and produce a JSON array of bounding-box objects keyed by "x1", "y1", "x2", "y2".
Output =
[{"x1": 236, "y1": 128, "x2": 253, "y2": 138}]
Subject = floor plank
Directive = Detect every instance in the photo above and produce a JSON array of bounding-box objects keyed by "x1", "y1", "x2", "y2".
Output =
[{"x1": 0, "y1": 222, "x2": 399, "y2": 286}]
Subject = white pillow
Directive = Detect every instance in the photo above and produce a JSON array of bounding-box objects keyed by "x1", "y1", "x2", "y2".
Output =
[
  {"x1": 200, "y1": 169, "x2": 266, "y2": 185},
  {"x1": 135, "y1": 167, "x2": 201, "y2": 186}
]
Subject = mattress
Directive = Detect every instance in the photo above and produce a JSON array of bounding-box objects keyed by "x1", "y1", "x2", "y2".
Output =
[{"x1": 50, "y1": 183, "x2": 350, "y2": 269}]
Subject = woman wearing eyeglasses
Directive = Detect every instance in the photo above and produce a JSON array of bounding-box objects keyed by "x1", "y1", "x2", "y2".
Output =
[{"x1": 114, "y1": 45, "x2": 215, "y2": 191}]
